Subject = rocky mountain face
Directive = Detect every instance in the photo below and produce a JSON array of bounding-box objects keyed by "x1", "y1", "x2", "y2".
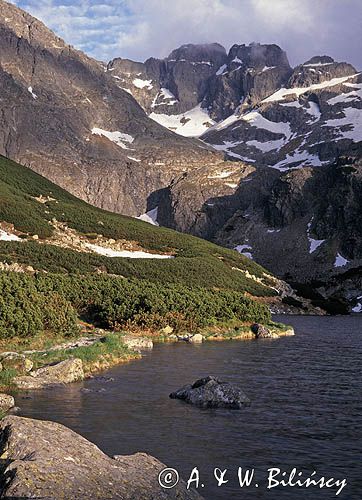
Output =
[
  {"x1": 109, "y1": 41, "x2": 361, "y2": 312},
  {"x1": 108, "y1": 42, "x2": 292, "y2": 136},
  {"x1": 156, "y1": 153, "x2": 362, "y2": 313},
  {"x1": 0, "y1": 0, "x2": 226, "y2": 217}
]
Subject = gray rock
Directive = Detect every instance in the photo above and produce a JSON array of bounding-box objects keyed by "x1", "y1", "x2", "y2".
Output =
[
  {"x1": 251, "y1": 324, "x2": 278, "y2": 339},
  {"x1": 170, "y1": 376, "x2": 250, "y2": 409},
  {"x1": 189, "y1": 334, "x2": 203, "y2": 343},
  {"x1": 14, "y1": 358, "x2": 84, "y2": 389},
  {"x1": 0, "y1": 415, "x2": 202, "y2": 499},
  {"x1": 0, "y1": 393, "x2": 15, "y2": 412},
  {"x1": 0, "y1": 352, "x2": 33, "y2": 374},
  {"x1": 121, "y1": 336, "x2": 153, "y2": 350}
]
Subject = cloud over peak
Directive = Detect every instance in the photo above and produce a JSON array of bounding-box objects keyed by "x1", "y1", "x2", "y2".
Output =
[{"x1": 11, "y1": 0, "x2": 362, "y2": 68}]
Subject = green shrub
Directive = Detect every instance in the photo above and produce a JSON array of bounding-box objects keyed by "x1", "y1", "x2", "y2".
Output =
[{"x1": 0, "y1": 272, "x2": 270, "y2": 339}]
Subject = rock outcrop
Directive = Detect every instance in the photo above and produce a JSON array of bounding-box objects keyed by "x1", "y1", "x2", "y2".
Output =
[
  {"x1": 251, "y1": 324, "x2": 278, "y2": 339},
  {"x1": 170, "y1": 376, "x2": 250, "y2": 409},
  {"x1": 14, "y1": 358, "x2": 84, "y2": 389},
  {"x1": 0, "y1": 394, "x2": 15, "y2": 412},
  {"x1": 0, "y1": 353, "x2": 33, "y2": 374},
  {"x1": 0, "y1": 415, "x2": 201, "y2": 499}
]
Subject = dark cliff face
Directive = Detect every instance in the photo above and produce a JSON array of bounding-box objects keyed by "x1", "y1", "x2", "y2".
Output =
[{"x1": 155, "y1": 154, "x2": 362, "y2": 312}]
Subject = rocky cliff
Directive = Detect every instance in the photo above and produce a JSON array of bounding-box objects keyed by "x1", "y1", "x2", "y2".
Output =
[
  {"x1": 156, "y1": 154, "x2": 362, "y2": 312},
  {"x1": 0, "y1": 0, "x2": 227, "y2": 217}
]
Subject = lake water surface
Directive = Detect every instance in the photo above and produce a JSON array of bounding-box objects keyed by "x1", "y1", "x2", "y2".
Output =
[{"x1": 17, "y1": 316, "x2": 362, "y2": 499}]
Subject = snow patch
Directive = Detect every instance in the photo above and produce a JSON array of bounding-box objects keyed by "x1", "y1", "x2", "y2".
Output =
[
  {"x1": 307, "y1": 220, "x2": 325, "y2": 253},
  {"x1": 306, "y1": 101, "x2": 321, "y2": 122},
  {"x1": 303, "y1": 62, "x2": 334, "y2": 67},
  {"x1": 246, "y1": 138, "x2": 285, "y2": 152},
  {"x1": 152, "y1": 88, "x2": 178, "y2": 107},
  {"x1": 352, "y1": 296, "x2": 362, "y2": 313},
  {"x1": 85, "y1": 242, "x2": 172, "y2": 259},
  {"x1": 216, "y1": 64, "x2": 228, "y2": 76},
  {"x1": 327, "y1": 84, "x2": 362, "y2": 105},
  {"x1": 127, "y1": 156, "x2": 141, "y2": 162},
  {"x1": 322, "y1": 106, "x2": 362, "y2": 142},
  {"x1": 234, "y1": 244, "x2": 253, "y2": 260},
  {"x1": 136, "y1": 207, "x2": 159, "y2": 226},
  {"x1": 0, "y1": 230, "x2": 21, "y2": 242},
  {"x1": 262, "y1": 74, "x2": 361, "y2": 103},
  {"x1": 132, "y1": 78, "x2": 153, "y2": 90},
  {"x1": 28, "y1": 86, "x2": 37, "y2": 99},
  {"x1": 272, "y1": 150, "x2": 323, "y2": 171},
  {"x1": 91, "y1": 128, "x2": 135, "y2": 149},
  {"x1": 262, "y1": 66, "x2": 276, "y2": 72},
  {"x1": 242, "y1": 111, "x2": 292, "y2": 138},
  {"x1": 149, "y1": 104, "x2": 215, "y2": 137},
  {"x1": 334, "y1": 253, "x2": 349, "y2": 268}
]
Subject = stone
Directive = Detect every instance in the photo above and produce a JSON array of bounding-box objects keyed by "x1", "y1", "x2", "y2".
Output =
[
  {"x1": 160, "y1": 325, "x2": 174, "y2": 335},
  {"x1": 0, "y1": 353, "x2": 33, "y2": 374},
  {"x1": 251, "y1": 324, "x2": 279, "y2": 339},
  {"x1": 14, "y1": 358, "x2": 84, "y2": 390},
  {"x1": 121, "y1": 336, "x2": 153, "y2": 350},
  {"x1": 0, "y1": 393, "x2": 15, "y2": 412},
  {"x1": 189, "y1": 334, "x2": 203, "y2": 343},
  {"x1": 170, "y1": 376, "x2": 250, "y2": 409},
  {"x1": 0, "y1": 415, "x2": 202, "y2": 499}
]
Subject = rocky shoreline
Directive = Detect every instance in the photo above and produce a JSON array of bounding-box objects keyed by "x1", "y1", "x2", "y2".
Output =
[
  {"x1": 0, "y1": 323, "x2": 294, "y2": 496},
  {"x1": 0, "y1": 322, "x2": 294, "y2": 411}
]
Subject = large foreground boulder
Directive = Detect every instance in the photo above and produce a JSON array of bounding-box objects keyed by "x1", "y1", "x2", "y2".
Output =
[
  {"x1": 170, "y1": 376, "x2": 250, "y2": 409},
  {"x1": 14, "y1": 358, "x2": 84, "y2": 389},
  {"x1": 0, "y1": 416, "x2": 201, "y2": 499}
]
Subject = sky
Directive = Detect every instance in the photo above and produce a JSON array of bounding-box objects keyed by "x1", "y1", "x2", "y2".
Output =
[{"x1": 11, "y1": 0, "x2": 362, "y2": 68}]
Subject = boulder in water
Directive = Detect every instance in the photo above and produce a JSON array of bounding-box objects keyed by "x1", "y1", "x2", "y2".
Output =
[{"x1": 170, "y1": 376, "x2": 250, "y2": 409}]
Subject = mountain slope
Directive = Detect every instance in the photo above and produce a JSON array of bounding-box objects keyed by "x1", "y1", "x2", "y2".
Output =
[
  {"x1": 0, "y1": 0, "x2": 227, "y2": 217},
  {"x1": 0, "y1": 153, "x2": 287, "y2": 298}
]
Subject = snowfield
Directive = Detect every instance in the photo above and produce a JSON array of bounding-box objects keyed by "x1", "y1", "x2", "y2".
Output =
[
  {"x1": 85, "y1": 242, "x2": 173, "y2": 259},
  {"x1": 0, "y1": 230, "x2": 21, "y2": 241},
  {"x1": 149, "y1": 104, "x2": 215, "y2": 137},
  {"x1": 132, "y1": 78, "x2": 153, "y2": 90},
  {"x1": 261, "y1": 73, "x2": 361, "y2": 103},
  {"x1": 136, "y1": 207, "x2": 159, "y2": 226},
  {"x1": 91, "y1": 128, "x2": 135, "y2": 149}
]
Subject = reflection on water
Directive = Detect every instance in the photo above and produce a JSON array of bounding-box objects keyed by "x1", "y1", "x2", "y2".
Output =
[{"x1": 17, "y1": 315, "x2": 362, "y2": 499}]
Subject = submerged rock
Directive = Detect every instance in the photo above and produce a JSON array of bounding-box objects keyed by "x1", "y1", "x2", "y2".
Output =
[
  {"x1": 14, "y1": 358, "x2": 84, "y2": 390},
  {"x1": 251, "y1": 323, "x2": 279, "y2": 339},
  {"x1": 0, "y1": 415, "x2": 202, "y2": 499},
  {"x1": 170, "y1": 376, "x2": 250, "y2": 409}
]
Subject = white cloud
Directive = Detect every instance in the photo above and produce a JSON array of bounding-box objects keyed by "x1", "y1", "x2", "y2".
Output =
[{"x1": 11, "y1": 0, "x2": 362, "y2": 68}]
